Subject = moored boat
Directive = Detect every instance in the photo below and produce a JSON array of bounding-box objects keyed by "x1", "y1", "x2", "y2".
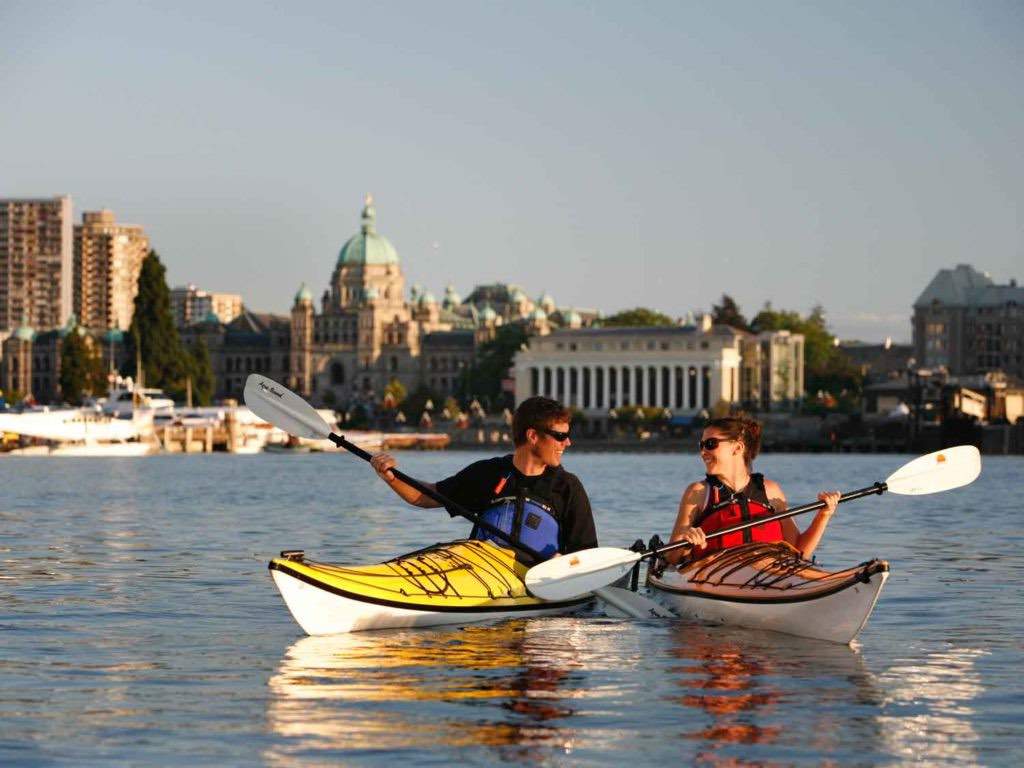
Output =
[
  {"x1": 647, "y1": 542, "x2": 889, "y2": 644},
  {"x1": 269, "y1": 540, "x2": 591, "y2": 635}
]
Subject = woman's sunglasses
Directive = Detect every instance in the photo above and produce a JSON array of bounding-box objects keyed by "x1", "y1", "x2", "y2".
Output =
[
  {"x1": 537, "y1": 427, "x2": 571, "y2": 442},
  {"x1": 698, "y1": 437, "x2": 734, "y2": 451}
]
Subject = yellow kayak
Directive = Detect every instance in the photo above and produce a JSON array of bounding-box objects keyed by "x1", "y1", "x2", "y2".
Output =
[{"x1": 269, "y1": 540, "x2": 591, "y2": 635}]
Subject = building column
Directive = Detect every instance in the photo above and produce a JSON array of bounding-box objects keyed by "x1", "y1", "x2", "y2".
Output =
[{"x1": 603, "y1": 365, "x2": 611, "y2": 409}]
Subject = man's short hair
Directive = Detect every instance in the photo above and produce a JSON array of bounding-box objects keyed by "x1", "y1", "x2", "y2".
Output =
[{"x1": 512, "y1": 396, "x2": 571, "y2": 446}]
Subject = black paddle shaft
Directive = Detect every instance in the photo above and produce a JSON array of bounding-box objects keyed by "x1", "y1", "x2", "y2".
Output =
[
  {"x1": 648, "y1": 481, "x2": 888, "y2": 560},
  {"x1": 328, "y1": 433, "x2": 547, "y2": 564}
]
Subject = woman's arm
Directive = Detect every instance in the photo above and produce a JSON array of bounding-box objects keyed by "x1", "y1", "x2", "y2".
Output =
[
  {"x1": 666, "y1": 482, "x2": 707, "y2": 565},
  {"x1": 773, "y1": 479, "x2": 838, "y2": 560}
]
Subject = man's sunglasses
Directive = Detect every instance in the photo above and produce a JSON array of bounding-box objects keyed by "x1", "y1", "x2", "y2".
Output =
[
  {"x1": 698, "y1": 437, "x2": 735, "y2": 451},
  {"x1": 537, "y1": 427, "x2": 571, "y2": 442}
]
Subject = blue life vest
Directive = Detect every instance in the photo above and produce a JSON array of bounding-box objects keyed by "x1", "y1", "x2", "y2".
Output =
[{"x1": 471, "y1": 494, "x2": 561, "y2": 561}]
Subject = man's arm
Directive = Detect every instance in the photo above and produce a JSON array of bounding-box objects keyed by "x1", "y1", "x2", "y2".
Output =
[{"x1": 369, "y1": 452, "x2": 443, "y2": 508}]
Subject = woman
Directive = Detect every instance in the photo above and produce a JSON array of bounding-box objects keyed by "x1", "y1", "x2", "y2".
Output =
[{"x1": 667, "y1": 416, "x2": 839, "y2": 565}]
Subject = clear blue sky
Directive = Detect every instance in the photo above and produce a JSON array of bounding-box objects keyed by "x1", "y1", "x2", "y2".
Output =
[{"x1": 3, "y1": 1, "x2": 1021, "y2": 342}]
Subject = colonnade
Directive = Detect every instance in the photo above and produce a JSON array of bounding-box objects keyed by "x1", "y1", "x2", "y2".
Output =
[{"x1": 526, "y1": 363, "x2": 734, "y2": 412}]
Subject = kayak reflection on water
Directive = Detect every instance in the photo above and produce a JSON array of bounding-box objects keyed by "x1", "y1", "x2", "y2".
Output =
[
  {"x1": 665, "y1": 622, "x2": 884, "y2": 762},
  {"x1": 263, "y1": 618, "x2": 624, "y2": 763}
]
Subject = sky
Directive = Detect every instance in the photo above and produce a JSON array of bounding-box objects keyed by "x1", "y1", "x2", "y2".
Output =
[{"x1": 2, "y1": 1, "x2": 1021, "y2": 343}]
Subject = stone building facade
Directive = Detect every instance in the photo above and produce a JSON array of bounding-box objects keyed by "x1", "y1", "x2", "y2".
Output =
[{"x1": 513, "y1": 318, "x2": 804, "y2": 429}]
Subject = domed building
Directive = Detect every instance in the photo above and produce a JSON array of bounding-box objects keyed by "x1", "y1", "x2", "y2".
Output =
[
  {"x1": 179, "y1": 196, "x2": 601, "y2": 408},
  {"x1": 289, "y1": 196, "x2": 475, "y2": 404}
]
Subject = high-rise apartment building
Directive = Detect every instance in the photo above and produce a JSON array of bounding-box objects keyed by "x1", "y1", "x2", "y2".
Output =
[
  {"x1": 913, "y1": 264, "x2": 1024, "y2": 379},
  {"x1": 74, "y1": 209, "x2": 150, "y2": 330},
  {"x1": 170, "y1": 284, "x2": 243, "y2": 328},
  {"x1": 0, "y1": 196, "x2": 73, "y2": 332}
]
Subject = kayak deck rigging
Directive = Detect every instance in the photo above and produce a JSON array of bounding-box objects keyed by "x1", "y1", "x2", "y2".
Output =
[{"x1": 297, "y1": 540, "x2": 527, "y2": 601}]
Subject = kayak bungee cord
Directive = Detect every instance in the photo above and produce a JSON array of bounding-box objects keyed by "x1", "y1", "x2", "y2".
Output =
[
  {"x1": 683, "y1": 542, "x2": 883, "y2": 593},
  {"x1": 296, "y1": 542, "x2": 524, "y2": 601}
]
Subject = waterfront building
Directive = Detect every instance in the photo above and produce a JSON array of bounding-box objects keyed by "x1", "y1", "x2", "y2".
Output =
[
  {"x1": 913, "y1": 264, "x2": 1024, "y2": 379},
  {"x1": 282, "y1": 196, "x2": 594, "y2": 407},
  {"x1": 170, "y1": 284, "x2": 243, "y2": 328},
  {"x1": 181, "y1": 309, "x2": 292, "y2": 400},
  {"x1": 0, "y1": 196, "x2": 73, "y2": 333},
  {"x1": 841, "y1": 338, "x2": 914, "y2": 385},
  {"x1": 0, "y1": 315, "x2": 79, "y2": 403},
  {"x1": 74, "y1": 210, "x2": 150, "y2": 331},
  {"x1": 512, "y1": 317, "x2": 804, "y2": 431}
]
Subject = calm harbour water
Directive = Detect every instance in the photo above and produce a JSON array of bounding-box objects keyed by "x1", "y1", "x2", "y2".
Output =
[{"x1": 1, "y1": 450, "x2": 1022, "y2": 766}]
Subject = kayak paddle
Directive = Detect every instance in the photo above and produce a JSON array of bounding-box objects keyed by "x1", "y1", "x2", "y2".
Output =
[
  {"x1": 244, "y1": 374, "x2": 546, "y2": 564},
  {"x1": 244, "y1": 374, "x2": 671, "y2": 617},
  {"x1": 526, "y1": 445, "x2": 982, "y2": 601}
]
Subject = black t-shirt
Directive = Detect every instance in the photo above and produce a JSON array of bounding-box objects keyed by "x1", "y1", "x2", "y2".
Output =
[{"x1": 435, "y1": 454, "x2": 598, "y2": 555}]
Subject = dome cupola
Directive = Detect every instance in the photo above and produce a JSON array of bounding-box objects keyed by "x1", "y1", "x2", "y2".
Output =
[{"x1": 337, "y1": 194, "x2": 400, "y2": 266}]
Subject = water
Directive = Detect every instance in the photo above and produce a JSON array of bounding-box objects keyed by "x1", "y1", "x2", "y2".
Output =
[{"x1": 2, "y1": 451, "x2": 1022, "y2": 766}]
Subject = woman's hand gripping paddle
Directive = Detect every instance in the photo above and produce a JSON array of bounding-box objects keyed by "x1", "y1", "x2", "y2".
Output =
[
  {"x1": 526, "y1": 445, "x2": 982, "y2": 601},
  {"x1": 244, "y1": 374, "x2": 670, "y2": 618}
]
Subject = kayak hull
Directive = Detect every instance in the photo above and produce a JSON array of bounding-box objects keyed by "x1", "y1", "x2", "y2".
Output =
[
  {"x1": 269, "y1": 540, "x2": 590, "y2": 635},
  {"x1": 648, "y1": 542, "x2": 889, "y2": 645}
]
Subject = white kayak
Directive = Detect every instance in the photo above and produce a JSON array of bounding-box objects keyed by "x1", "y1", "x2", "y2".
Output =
[{"x1": 647, "y1": 542, "x2": 889, "y2": 644}]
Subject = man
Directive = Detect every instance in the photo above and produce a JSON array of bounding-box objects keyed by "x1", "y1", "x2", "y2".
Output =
[{"x1": 370, "y1": 396, "x2": 597, "y2": 563}]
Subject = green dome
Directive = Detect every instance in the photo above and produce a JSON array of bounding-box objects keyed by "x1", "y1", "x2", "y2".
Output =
[
  {"x1": 14, "y1": 316, "x2": 34, "y2": 342},
  {"x1": 442, "y1": 285, "x2": 460, "y2": 311},
  {"x1": 479, "y1": 302, "x2": 497, "y2": 322},
  {"x1": 294, "y1": 282, "x2": 313, "y2": 303},
  {"x1": 337, "y1": 195, "x2": 399, "y2": 267}
]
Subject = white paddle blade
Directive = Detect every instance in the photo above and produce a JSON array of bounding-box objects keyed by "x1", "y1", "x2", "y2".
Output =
[
  {"x1": 595, "y1": 587, "x2": 676, "y2": 619},
  {"x1": 243, "y1": 374, "x2": 332, "y2": 440},
  {"x1": 885, "y1": 445, "x2": 981, "y2": 495},
  {"x1": 525, "y1": 547, "x2": 640, "y2": 601}
]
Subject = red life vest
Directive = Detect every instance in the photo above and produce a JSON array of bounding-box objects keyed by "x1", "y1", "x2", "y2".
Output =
[{"x1": 692, "y1": 473, "x2": 783, "y2": 557}]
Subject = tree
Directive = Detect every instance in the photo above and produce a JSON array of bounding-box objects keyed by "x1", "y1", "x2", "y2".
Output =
[
  {"x1": 121, "y1": 250, "x2": 190, "y2": 398},
  {"x1": 59, "y1": 329, "x2": 107, "y2": 404},
  {"x1": 383, "y1": 378, "x2": 407, "y2": 408},
  {"x1": 456, "y1": 323, "x2": 529, "y2": 411},
  {"x1": 602, "y1": 307, "x2": 675, "y2": 327},
  {"x1": 187, "y1": 338, "x2": 215, "y2": 406},
  {"x1": 749, "y1": 303, "x2": 862, "y2": 402},
  {"x1": 711, "y1": 294, "x2": 749, "y2": 331},
  {"x1": 401, "y1": 384, "x2": 439, "y2": 421}
]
